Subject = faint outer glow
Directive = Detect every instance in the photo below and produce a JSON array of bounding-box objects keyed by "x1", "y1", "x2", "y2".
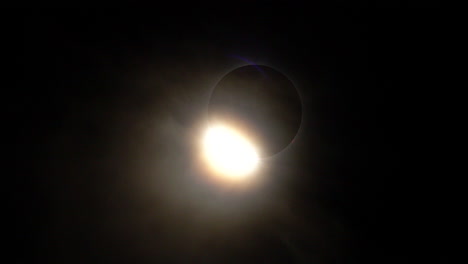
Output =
[{"x1": 202, "y1": 125, "x2": 259, "y2": 181}]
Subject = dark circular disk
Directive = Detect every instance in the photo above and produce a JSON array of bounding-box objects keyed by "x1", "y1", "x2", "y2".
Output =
[{"x1": 208, "y1": 65, "x2": 302, "y2": 157}]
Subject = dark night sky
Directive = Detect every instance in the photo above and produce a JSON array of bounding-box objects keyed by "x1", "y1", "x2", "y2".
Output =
[{"x1": 8, "y1": 8, "x2": 446, "y2": 264}]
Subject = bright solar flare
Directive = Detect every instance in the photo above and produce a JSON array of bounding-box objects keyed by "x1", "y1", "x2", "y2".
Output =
[{"x1": 202, "y1": 125, "x2": 259, "y2": 181}]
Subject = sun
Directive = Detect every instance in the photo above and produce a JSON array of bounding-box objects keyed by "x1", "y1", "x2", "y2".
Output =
[{"x1": 202, "y1": 124, "x2": 259, "y2": 182}]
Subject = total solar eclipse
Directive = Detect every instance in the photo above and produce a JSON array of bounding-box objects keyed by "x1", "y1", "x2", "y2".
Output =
[
  {"x1": 208, "y1": 65, "x2": 302, "y2": 158},
  {"x1": 201, "y1": 65, "x2": 302, "y2": 182}
]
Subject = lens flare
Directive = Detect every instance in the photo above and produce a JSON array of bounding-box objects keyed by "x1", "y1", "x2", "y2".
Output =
[{"x1": 202, "y1": 124, "x2": 259, "y2": 181}]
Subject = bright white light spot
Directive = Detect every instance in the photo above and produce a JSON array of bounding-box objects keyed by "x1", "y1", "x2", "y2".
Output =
[{"x1": 202, "y1": 125, "x2": 259, "y2": 181}]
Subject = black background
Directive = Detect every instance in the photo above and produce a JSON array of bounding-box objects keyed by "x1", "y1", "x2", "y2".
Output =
[{"x1": 8, "y1": 8, "x2": 446, "y2": 264}]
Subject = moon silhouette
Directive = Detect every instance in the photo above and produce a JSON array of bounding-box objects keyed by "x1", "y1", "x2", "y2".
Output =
[{"x1": 208, "y1": 65, "x2": 302, "y2": 158}]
